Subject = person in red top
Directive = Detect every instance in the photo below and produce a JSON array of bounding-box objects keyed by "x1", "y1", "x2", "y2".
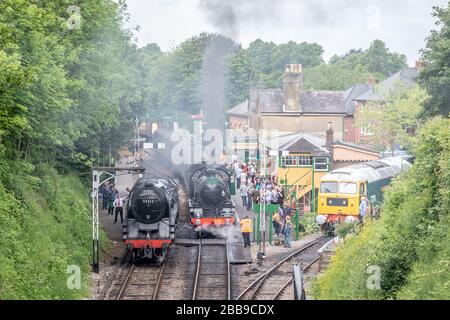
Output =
[{"x1": 113, "y1": 191, "x2": 124, "y2": 224}]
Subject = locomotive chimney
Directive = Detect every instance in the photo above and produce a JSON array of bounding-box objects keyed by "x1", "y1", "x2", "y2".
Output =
[{"x1": 283, "y1": 64, "x2": 303, "y2": 112}]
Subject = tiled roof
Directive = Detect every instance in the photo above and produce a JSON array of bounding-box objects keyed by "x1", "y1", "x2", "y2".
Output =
[
  {"x1": 263, "y1": 132, "x2": 330, "y2": 156},
  {"x1": 334, "y1": 140, "x2": 380, "y2": 155},
  {"x1": 248, "y1": 89, "x2": 346, "y2": 114},
  {"x1": 354, "y1": 67, "x2": 419, "y2": 102},
  {"x1": 343, "y1": 83, "x2": 372, "y2": 114},
  {"x1": 226, "y1": 100, "x2": 248, "y2": 116}
]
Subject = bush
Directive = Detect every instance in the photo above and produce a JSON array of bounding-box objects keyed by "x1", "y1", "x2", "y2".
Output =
[
  {"x1": 313, "y1": 118, "x2": 450, "y2": 300},
  {"x1": 0, "y1": 162, "x2": 96, "y2": 299}
]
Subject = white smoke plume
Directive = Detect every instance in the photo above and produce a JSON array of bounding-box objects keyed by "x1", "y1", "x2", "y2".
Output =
[{"x1": 196, "y1": 224, "x2": 243, "y2": 243}]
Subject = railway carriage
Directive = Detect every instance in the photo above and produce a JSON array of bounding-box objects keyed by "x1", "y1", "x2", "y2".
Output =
[{"x1": 317, "y1": 157, "x2": 410, "y2": 222}]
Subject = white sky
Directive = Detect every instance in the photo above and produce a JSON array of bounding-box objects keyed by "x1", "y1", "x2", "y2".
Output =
[{"x1": 122, "y1": 0, "x2": 447, "y2": 65}]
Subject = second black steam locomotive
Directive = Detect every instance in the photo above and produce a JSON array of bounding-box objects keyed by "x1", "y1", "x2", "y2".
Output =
[
  {"x1": 123, "y1": 175, "x2": 179, "y2": 262},
  {"x1": 188, "y1": 164, "x2": 237, "y2": 233}
]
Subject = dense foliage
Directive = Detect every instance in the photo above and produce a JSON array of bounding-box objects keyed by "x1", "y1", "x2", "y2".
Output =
[
  {"x1": 0, "y1": 0, "x2": 143, "y2": 169},
  {"x1": 314, "y1": 4, "x2": 449, "y2": 300},
  {"x1": 313, "y1": 118, "x2": 449, "y2": 299},
  {"x1": 304, "y1": 40, "x2": 407, "y2": 91},
  {"x1": 358, "y1": 85, "x2": 429, "y2": 152},
  {"x1": 137, "y1": 36, "x2": 407, "y2": 123},
  {"x1": 0, "y1": 0, "x2": 142, "y2": 299},
  {"x1": 419, "y1": 2, "x2": 450, "y2": 118}
]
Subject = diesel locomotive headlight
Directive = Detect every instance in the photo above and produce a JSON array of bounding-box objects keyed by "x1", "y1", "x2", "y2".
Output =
[
  {"x1": 225, "y1": 218, "x2": 230, "y2": 224},
  {"x1": 195, "y1": 219, "x2": 201, "y2": 225}
]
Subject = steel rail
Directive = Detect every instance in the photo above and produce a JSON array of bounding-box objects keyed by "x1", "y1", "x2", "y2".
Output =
[
  {"x1": 101, "y1": 248, "x2": 130, "y2": 300},
  {"x1": 152, "y1": 263, "x2": 166, "y2": 300},
  {"x1": 271, "y1": 255, "x2": 320, "y2": 300},
  {"x1": 192, "y1": 240, "x2": 202, "y2": 300},
  {"x1": 226, "y1": 243, "x2": 231, "y2": 300},
  {"x1": 236, "y1": 236, "x2": 325, "y2": 300},
  {"x1": 116, "y1": 263, "x2": 135, "y2": 300}
]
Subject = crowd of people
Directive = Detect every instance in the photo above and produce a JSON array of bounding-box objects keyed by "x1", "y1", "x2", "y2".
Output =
[
  {"x1": 98, "y1": 181, "x2": 129, "y2": 224},
  {"x1": 228, "y1": 156, "x2": 296, "y2": 248}
]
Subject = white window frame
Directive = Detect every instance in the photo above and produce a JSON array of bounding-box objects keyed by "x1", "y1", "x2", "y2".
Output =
[{"x1": 314, "y1": 157, "x2": 329, "y2": 171}]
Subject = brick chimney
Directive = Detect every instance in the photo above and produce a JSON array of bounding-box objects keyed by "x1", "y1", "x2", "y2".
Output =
[
  {"x1": 326, "y1": 121, "x2": 334, "y2": 165},
  {"x1": 283, "y1": 64, "x2": 303, "y2": 112},
  {"x1": 367, "y1": 75, "x2": 377, "y2": 87},
  {"x1": 326, "y1": 121, "x2": 334, "y2": 146},
  {"x1": 415, "y1": 60, "x2": 424, "y2": 70}
]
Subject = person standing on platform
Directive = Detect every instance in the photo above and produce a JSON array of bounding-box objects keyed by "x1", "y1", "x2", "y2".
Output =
[
  {"x1": 240, "y1": 215, "x2": 253, "y2": 248},
  {"x1": 113, "y1": 192, "x2": 124, "y2": 224},
  {"x1": 359, "y1": 195, "x2": 368, "y2": 222},
  {"x1": 272, "y1": 210, "x2": 282, "y2": 236},
  {"x1": 240, "y1": 182, "x2": 248, "y2": 207},
  {"x1": 283, "y1": 216, "x2": 292, "y2": 248},
  {"x1": 264, "y1": 187, "x2": 273, "y2": 204},
  {"x1": 107, "y1": 186, "x2": 115, "y2": 215},
  {"x1": 246, "y1": 184, "x2": 253, "y2": 211},
  {"x1": 277, "y1": 187, "x2": 284, "y2": 207},
  {"x1": 235, "y1": 165, "x2": 243, "y2": 189}
]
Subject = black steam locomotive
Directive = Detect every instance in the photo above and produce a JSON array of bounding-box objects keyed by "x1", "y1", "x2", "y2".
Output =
[
  {"x1": 123, "y1": 175, "x2": 179, "y2": 262},
  {"x1": 188, "y1": 164, "x2": 236, "y2": 234}
]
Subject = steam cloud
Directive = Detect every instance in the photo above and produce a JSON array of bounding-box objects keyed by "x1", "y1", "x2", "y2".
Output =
[
  {"x1": 196, "y1": 224, "x2": 243, "y2": 243},
  {"x1": 197, "y1": 1, "x2": 280, "y2": 144},
  {"x1": 200, "y1": 36, "x2": 236, "y2": 135},
  {"x1": 198, "y1": 0, "x2": 281, "y2": 41}
]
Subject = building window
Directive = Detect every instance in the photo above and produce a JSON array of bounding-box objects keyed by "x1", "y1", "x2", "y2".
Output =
[
  {"x1": 281, "y1": 154, "x2": 312, "y2": 167},
  {"x1": 314, "y1": 157, "x2": 329, "y2": 171},
  {"x1": 361, "y1": 121, "x2": 374, "y2": 135}
]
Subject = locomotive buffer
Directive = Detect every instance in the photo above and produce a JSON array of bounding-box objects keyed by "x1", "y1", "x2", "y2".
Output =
[{"x1": 91, "y1": 166, "x2": 145, "y2": 273}]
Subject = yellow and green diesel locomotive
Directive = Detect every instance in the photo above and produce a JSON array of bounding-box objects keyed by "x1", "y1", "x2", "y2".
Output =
[{"x1": 317, "y1": 157, "x2": 410, "y2": 222}]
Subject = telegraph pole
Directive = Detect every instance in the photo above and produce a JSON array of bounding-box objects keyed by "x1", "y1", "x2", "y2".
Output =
[
  {"x1": 134, "y1": 115, "x2": 139, "y2": 157},
  {"x1": 257, "y1": 134, "x2": 267, "y2": 265}
]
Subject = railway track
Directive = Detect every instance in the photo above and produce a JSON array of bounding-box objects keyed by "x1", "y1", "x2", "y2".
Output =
[
  {"x1": 271, "y1": 256, "x2": 320, "y2": 300},
  {"x1": 192, "y1": 240, "x2": 231, "y2": 300},
  {"x1": 102, "y1": 255, "x2": 166, "y2": 300},
  {"x1": 236, "y1": 236, "x2": 327, "y2": 300}
]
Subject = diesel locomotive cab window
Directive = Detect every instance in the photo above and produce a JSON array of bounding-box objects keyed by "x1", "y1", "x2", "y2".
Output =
[
  {"x1": 320, "y1": 182, "x2": 338, "y2": 193},
  {"x1": 339, "y1": 182, "x2": 357, "y2": 194}
]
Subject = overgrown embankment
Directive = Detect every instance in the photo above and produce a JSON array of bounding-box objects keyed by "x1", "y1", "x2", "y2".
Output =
[
  {"x1": 313, "y1": 118, "x2": 450, "y2": 300},
  {"x1": 0, "y1": 0, "x2": 141, "y2": 299},
  {"x1": 0, "y1": 161, "x2": 100, "y2": 299}
]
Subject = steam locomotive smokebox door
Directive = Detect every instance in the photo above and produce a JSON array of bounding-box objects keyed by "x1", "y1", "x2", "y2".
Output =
[{"x1": 131, "y1": 187, "x2": 168, "y2": 224}]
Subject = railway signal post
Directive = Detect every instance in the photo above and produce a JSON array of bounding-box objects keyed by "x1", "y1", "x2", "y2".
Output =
[{"x1": 91, "y1": 166, "x2": 145, "y2": 273}]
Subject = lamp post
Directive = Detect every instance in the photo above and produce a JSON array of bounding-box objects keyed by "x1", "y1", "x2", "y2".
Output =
[{"x1": 134, "y1": 115, "x2": 140, "y2": 157}]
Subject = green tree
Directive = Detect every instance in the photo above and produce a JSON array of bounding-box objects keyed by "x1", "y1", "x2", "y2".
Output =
[
  {"x1": 314, "y1": 118, "x2": 450, "y2": 300},
  {"x1": 418, "y1": 2, "x2": 450, "y2": 118},
  {"x1": 357, "y1": 85, "x2": 428, "y2": 152}
]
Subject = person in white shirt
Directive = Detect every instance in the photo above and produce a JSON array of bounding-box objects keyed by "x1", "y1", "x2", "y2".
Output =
[
  {"x1": 235, "y1": 165, "x2": 243, "y2": 189},
  {"x1": 113, "y1": 192, "x2": 125, "y2": 224},
  {"x1": 264, "y1": 188, "x2": 273, "y2": 204},
  {"x1": 231, "y1": 151, "x2": 238, "y2": 163},
  {"x1": 239, "y1": 171, "x2": 247, "y2": 185},
  {"x1": 240, "y1": 183, "x2": 249, "y2": 207}
]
